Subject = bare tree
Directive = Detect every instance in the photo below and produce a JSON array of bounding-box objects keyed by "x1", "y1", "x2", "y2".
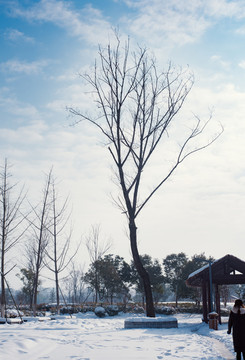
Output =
[
  {"x1": 85, "y1": 224, "x2": 112, "y2": 303},
  {"x1": 28, "y1": 168, "x2": 53, "y2": 316},
  {"x1": 0, "y1": 159, "x2": 26, "y2": 317},
  {"x1": 69, "y1": 34, "x2": 223, "y2": 317},
  {"x1": 44, "y1": 177, "x2": 78, "y2": 314},
  {"x1": 64, "y1": 262, "x2": 85, "y2": 304}
]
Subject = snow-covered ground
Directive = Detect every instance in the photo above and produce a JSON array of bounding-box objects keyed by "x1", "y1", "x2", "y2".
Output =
[{"x1": 0, "y1": 312, "x2": 235, "y2": 359}]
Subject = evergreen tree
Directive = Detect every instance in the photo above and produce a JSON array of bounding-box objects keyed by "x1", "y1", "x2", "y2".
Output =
[
  {"x1": 84, "y1": 254, "x2": 130, "y2": 304},
  {"x1": 163, "y1": 252, "x2": 188, "y2": 306}
]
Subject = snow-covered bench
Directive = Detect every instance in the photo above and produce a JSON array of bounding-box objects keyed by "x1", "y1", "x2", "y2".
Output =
[{"x1": 124, "y1": 316, "x2": 178, "y2": 329}]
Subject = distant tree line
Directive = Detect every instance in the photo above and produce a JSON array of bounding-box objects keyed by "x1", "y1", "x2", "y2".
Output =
[
  {"x1": 15, "y1": 250, "x2": 245, "y2": 310},
  {"x1": 79, "y1": 252, "x2": 215, "y2": 306}
]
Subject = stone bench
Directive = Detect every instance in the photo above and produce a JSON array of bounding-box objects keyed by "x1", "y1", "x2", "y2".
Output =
[{"x1": 124, "y1": 316, "x2": 178, "y2": 329}]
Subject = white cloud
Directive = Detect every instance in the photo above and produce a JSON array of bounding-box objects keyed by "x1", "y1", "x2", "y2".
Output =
[
  {"x1": 10, "y1": 0, "x2": 111, "y2": 45},
  {"x1": 0, "y1": 59, "x2": 49, "y2": 75},
  {"x1": 235, "y1": 26, "x2": 245, "y2": 35},
  {"x1": 121, "y1": 0, "x2": 245, "y2": 49},
  {"x1": 205, "y1": 0, "x2": 245, "y2": 18},
  {"x1": 238, "y1": 60, "x2": 245, "y2": 69},
  {"x1": 0, "y1": 90, "x2": 39, "y2": 120},
  {"x1": 124, "y1": 0, "x2": 245, "y2": 18},
  {"x1": 4, "y1": 28, "x2": 34, "y2": 43},
  {"x1": 210, "y1": 55, "x2": 230, "y2": 70},
  {"x1": 121, "y1": 1, "x2": 210, "y2": 48},
  {"x1": 0, "y1": 122, "x2": 45, "y2": 145}
]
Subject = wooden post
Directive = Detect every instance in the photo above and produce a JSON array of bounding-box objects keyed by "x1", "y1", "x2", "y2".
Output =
[
  {"x1": 215, "y1": 284, "x2": 221, "y2": 324},
  {"x1": 207, "y1": 277, "x2": 211, "y2": 313},
  {"x1": 202, "y1": 280, "x2": 208, "y2": 323}
]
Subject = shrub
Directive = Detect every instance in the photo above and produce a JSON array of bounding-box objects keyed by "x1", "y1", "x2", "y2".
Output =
[
  {"x1": 106, "y1": 305, "x2": 119, "y2": 316},
  {"x1": 94, "y1": 306, "x2": 106, "y2": 318},
  {"x1": 155, "y1": 306, "x2": 176, "y2": 315}
]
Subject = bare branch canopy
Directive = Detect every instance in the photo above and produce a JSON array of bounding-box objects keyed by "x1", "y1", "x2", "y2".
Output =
[{"x1": 68, "y1": 33, "x2": 223, "y2": 317}]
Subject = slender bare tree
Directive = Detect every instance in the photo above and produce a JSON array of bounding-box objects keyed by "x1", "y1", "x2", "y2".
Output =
[
  {"x1": 64, "y1": 262, "x2": 85, "y2": 304},
  {"x1": 44, "y1": 177, "x2": 78, "y2": 314},
  {"x1": 85, "y1": 224, "x2": 112, "y2": 302},
  {"x1": 0, "y1": 159, "x2": 26, "y2": 317},
  {"x1": 28, "y1": 168, "x2": 53, "y2": 316},
  {"x1": 69, "y1": 34, "x2": 223, "y2": 317}
]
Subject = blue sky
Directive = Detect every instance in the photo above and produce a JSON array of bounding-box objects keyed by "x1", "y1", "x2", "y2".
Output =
[{"x1": 1, "y1": 0, "x2": 245, "y2": 284}]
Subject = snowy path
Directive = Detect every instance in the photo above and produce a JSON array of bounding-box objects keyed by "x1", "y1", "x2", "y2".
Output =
[
  {"x1": 207, "y1": 337, "x2": 234, "y2": 360},
  {"x1": 0, "y1": 313, "x2": 234, "y2": 359}
]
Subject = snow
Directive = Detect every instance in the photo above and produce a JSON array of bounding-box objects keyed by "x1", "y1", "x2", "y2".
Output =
[
  {"x1": 187, "y1": 264, "x2": 209, "y2": 279},
  {"x1": 0, "y1": 312, "x2": 235, "y2": 359},
  {"x1": 187, "y1": 259, "x2": 221, "y2": 279}
]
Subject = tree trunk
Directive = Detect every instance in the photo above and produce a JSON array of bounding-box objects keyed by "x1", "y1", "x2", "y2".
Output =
[
  {"x1": 29, "y1": 292, "x2": 33, "y2": 311},
  {"x1": 1, "y1": 264, "x2": 5, "y2": 318},
  {"x1": 55, "y1": 270, "x2": 60, "y2": 315},
  {"x1": 33, "y1": 268, "x2": 39, "y2": 316},
  {"x1": 1, "y1": 169, "x2": 6, "y2": 319},
  {"x1": 54, "y1": 221, "x2": 60, "y2": 314},
  {"x1": 129, "y1": 219, "x2": 155, "y2": 317},
  {"x1": 95, "y1": 266, "x2": 98, "y2": 303}
]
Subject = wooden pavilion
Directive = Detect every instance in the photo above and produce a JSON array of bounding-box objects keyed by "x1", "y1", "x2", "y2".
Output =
[{"x1": 186, "y1": 254, "x2": 245, "y2": 323}]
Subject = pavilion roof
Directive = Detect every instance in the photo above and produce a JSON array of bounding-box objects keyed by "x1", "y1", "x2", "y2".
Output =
[{"x1": 186, "y1": 254, "x2": 245, "y2": 287}]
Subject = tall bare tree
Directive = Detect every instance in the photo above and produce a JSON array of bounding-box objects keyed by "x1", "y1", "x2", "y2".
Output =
[
  {"x1": 28, "y1": 168, "x2": 53, "y2": 316},
  {"x1": 85, "y1": 224, "x2": 112, "y2": 303},
  {"x1": 44, "y1": 177, "x2": 77, "y2": 314},
  {"x1": 0, "y1": 159, "x2": 26, "y2": 317},
  {"x1": 69, "y1": 34, "x2": 223, "y2": 317}
]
